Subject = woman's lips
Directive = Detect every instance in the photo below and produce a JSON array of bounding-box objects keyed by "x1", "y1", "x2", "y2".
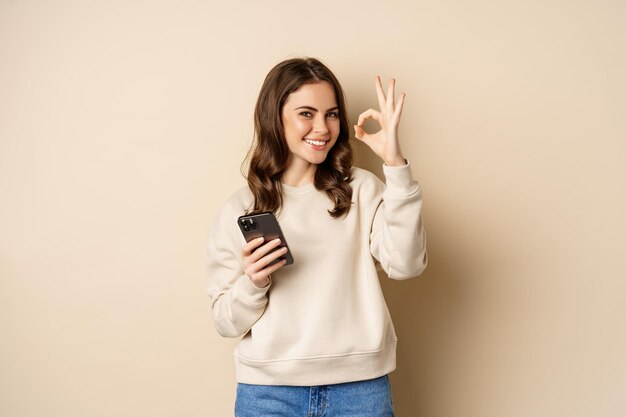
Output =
[
  {"x1": 304, "y1": 138, "x2": 327, "y2": 145},
  {"x1": 304, "y1": 138, "x2": 329, "y2": 150}
]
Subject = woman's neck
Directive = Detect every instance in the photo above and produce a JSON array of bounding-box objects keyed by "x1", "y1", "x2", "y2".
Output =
[{"x1": 281, "y1": 159, "x2": 317, "y2": 187}]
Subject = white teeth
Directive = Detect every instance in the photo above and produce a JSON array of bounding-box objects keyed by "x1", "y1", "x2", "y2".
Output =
[{"x1": 305, "y1": 139, "x2": 326, "y2": 146}]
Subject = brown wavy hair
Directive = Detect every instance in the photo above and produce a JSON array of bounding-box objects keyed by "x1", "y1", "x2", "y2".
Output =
[{"x1": 243, "y1": 57, "x2": 353, "y2": 218}]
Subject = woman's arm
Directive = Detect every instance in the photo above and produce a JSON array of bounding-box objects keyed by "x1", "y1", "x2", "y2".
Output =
[
  {"x1": 369, "y1": 162, "x2": 428, "y2": 279},
  {"x1": 356, "y1": 76, "x2": 427, "y2": 278},
  {"x1": 206, "y1": 217, "x2": 286, "y2": 338}
]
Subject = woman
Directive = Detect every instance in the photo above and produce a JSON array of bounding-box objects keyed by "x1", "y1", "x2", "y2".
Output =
[{"x1": 206, "y1": 57, "x2": 427, "y2": 416}]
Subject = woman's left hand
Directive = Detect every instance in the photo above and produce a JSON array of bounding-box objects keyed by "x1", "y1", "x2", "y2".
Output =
[{"x1": 354, "y1": 76, "x2": 407, "y2": 166}]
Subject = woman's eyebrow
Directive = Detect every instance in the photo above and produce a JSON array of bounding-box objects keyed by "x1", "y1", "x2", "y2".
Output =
[{"x1": 295, "y1": 106, "x2": 339, "y2": 112}]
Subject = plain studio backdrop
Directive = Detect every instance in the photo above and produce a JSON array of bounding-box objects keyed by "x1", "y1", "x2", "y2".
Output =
[{"x1": 1, "y1": 1, "x2": 625, "y2": 416}]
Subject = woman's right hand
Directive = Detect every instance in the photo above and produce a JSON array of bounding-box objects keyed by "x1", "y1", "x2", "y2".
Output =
[{"x1": 242, "y1": 237, "x2": 288, "y2": 288}]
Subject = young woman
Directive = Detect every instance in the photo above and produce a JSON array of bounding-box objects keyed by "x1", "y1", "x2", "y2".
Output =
[{"x1": 206, "y1": 57, "x2": 427, "y2": 416}]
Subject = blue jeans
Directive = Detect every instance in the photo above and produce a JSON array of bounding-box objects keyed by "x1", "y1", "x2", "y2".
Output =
[{"x1": 234, "y1": 374, "x2": 394, "y2": 417}]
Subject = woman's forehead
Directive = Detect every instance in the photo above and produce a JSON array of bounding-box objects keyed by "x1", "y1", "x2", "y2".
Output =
[{"x1": 284, "y1": 82, "x2": 337, "y2": 109}]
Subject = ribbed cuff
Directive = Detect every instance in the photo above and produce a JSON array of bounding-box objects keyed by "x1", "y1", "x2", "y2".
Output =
[
  {"x1": 382, "y1": 160, "x2": 419, "y2": 194},
  {"x1": 236, "y1": 274, "x2": 271, "y2": 306}
]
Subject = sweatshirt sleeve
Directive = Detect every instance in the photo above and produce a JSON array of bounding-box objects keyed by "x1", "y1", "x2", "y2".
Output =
[
  {"x1": 206, "y1": 214, "x2": 270, "y2": 338},
  {"x1": 369, "y1": 161, "x2": 428, "y2": 280}
]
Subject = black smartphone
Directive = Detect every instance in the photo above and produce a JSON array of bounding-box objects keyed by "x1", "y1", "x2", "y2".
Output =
[{"x1": 237, "y1": 212, "x2": 294, "y2": 266}]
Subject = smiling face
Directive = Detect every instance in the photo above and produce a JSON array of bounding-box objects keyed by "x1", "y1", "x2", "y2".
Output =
[{"x1": 281, "y1": 81, "x2": 340, "y2": 173}]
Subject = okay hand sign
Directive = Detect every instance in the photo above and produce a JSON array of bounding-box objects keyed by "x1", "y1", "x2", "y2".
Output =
[{"x1": 354, "y1": 76, "x2": 407, "y2": 167}]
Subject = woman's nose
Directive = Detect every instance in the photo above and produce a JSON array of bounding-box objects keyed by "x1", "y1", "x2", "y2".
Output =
[{"x1": 313, "y1": 115, "x2": 329, "y2": 134}]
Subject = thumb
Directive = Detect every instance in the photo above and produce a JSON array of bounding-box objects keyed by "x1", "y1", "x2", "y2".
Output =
[
  {"x1": 354, "y1": 125, "x2": 367, "y2": 141},
  {"x1": 354, "y1": 125, "x2": 375, "y2": 149}
]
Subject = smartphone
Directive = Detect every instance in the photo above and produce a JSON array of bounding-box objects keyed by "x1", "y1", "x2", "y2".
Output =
[{"x1": 237, "y1": 212, "x2": 294, "y2": 266}]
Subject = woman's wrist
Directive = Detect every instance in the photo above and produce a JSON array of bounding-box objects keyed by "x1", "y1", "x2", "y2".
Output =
[
  {"x1": 251, "y1": 275, "x2": 271, "y2": 289},
  {"x1": 384, "y1": 156, "x2": 407, "y2": 166}
]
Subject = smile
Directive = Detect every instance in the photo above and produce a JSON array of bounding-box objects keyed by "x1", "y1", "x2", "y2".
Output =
[{"x1": 304, "y1": 139, "x2": 328, "y2": 146}]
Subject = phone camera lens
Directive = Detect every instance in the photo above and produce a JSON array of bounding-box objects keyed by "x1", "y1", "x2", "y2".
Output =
[{"x1": 241, "y1": 218, "x2": 256, "y2": 232}]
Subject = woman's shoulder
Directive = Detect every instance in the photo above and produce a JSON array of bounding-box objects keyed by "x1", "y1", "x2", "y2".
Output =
[
  {"x1": 206, "y1": 185, "x2": 254, "y2": 247},
  {"x1": 209, "y1": 185, "x2": 253, "y2": 231},
  {"x1": 351, "y1": 166, "x2": 380, "y2": 181},
  {"x1": 350, "y1": 166, "x2": 385, "y2": 189},
  {"x1": 215, "y1": 185, "x2": 253, "y2": 218},
  {"x1": 224, "y1": 184, "x2": 254, "y2": 208},
  {"x1": 349, "y1": 166, "x2": 385, "y2": 203}
]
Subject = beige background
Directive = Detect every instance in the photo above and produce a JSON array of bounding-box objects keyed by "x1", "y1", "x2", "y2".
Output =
[{"x1": 1, "y1": 0, "x2": 625, "y2": 416}]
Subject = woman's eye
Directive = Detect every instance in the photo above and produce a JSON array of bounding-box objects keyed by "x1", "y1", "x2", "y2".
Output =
[
  {"x1": 326, "y1": 112, "x2": 339, "y2": 118},
  {"x1": 299, "y1": 111, "x2": 312, "y2": 118}
]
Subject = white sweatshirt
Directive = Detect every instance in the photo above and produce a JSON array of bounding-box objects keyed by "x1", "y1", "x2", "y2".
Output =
[{"x1": 206, "y1": 162, "x2": 427, "y2": 386}]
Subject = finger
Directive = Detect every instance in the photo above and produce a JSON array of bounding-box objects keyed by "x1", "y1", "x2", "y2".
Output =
[
  {"x1": 256, "y1": 258, "x2": 288, "y2": 278},
  {"x1": 242, "y1": 236, "x2": 264, "y2": 256},
  {"x1": 375, "y1": 75, "x2": 386, "y2": 111},
  {"x1": 354, "y1": 125, "x2": 375, "y2": 147},
  {"x1": 255, "y1": 246, "x2": 289, "y2": 269},
  {"x1": 247, "y1": 238, "x2": 283, "y2": 263},
  {"x1": 354, "y1": 124, "x2": 365, "y2": 140},
  {"x1": 356, "y1": 108, "x2": 381, "y2": 127},
  {"x1": 394, "y1": 92, "x2": 406, "y2": 121},
  {"x1": 387, "y1": 79, "x2": 396, "y2": 112}
]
